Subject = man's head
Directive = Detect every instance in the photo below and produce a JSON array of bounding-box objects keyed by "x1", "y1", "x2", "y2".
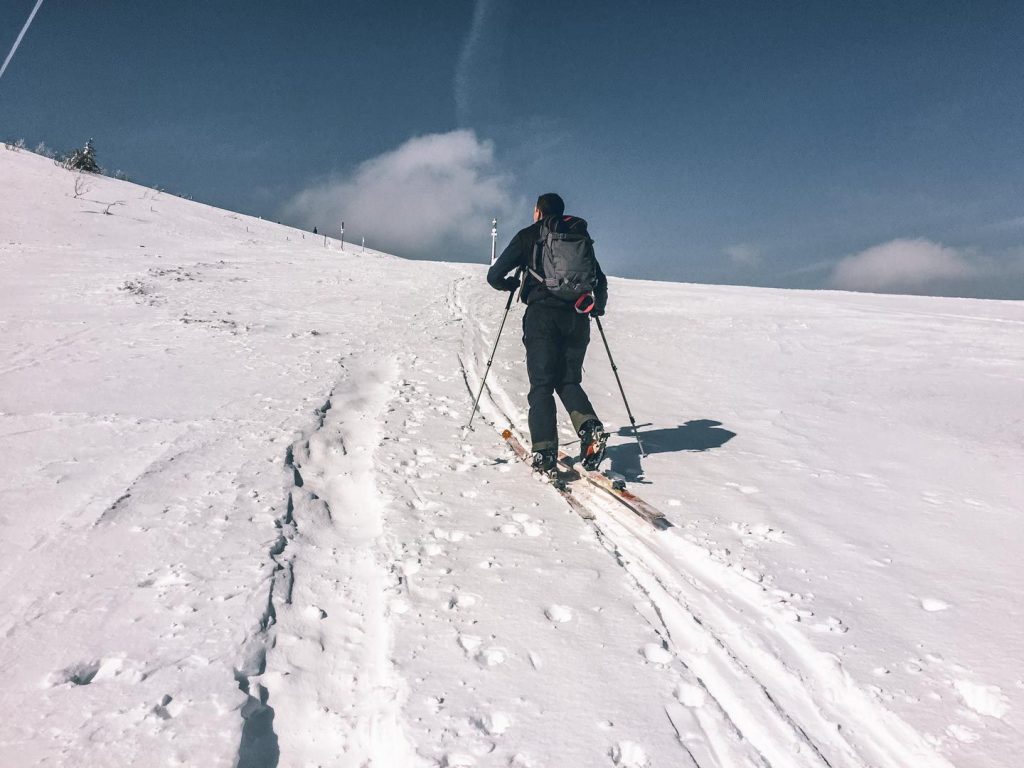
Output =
[{"x1": 534, "y1": 192, "x2": 565, "y2": 222}]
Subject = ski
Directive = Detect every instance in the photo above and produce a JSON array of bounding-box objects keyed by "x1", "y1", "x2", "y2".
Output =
[
  {"x1": 501, "y1": 430, "x2": 594, "y2": 520},
  {"x1": 558, "y1": 451, "x2": 671, "y2": 529},
  {"x1": 501, "y1": 429, "x2": 670, "y2": 528}
]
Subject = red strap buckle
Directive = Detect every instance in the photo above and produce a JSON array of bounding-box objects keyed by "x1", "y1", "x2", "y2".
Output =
[{"x1": 574, "y1": 293, "x2": 596, "y2": 314}]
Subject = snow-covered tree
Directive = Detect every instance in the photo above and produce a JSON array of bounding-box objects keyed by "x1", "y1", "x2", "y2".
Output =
[{"x1": 65, "y1": 138, "x2": 100, "y2": 173}]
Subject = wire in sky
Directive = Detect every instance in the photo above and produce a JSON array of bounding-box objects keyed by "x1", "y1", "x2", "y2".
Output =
[{"x1": 0, "y1": 0, "x2": 46, "y2": 84}]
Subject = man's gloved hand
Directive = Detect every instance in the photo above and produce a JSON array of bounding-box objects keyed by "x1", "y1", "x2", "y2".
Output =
[
  {"x1": 501, "y1": 276, "x2": 520, "y2": 292},
  {"x1": 591, "y1": 306, "x2": 605, "y2": 317}
]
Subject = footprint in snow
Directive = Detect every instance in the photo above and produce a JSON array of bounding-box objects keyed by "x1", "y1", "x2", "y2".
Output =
[
  {"x1": 48, "y1": 656, "x2": 145, "y2": 687},
  {"x1": 611, "y1": 741, "x2": 650, "y2": 767},
  {"x1": 433, "y1": 528, "x2": 466, "y2": 542},
  {"x1": 148, "y1": 694, "x2": 178, "y2": 721},
  {"x1": 545, "y1": 605, "x2": 572, "y2": 623},
  {"x1": 304, "y1": 605, "x2": 328, "y2": 620},
  {"x1": 642, "y1": 643, "x2": 673, "y2": 665},
  {"x1": 813, "y1": 616, "x2": 848, "y2": 634},
  {"x1": 497, "y1": 513, "x2": 545, "y2": 538},
  {"x1": 420, "y1": 542, "x2": 444, "y2": 558},
  {"x1": 920, "y1": 597, "x2": 950, "y2": 612},
  {"x1": 954, "y1": 679, "x2": 1010, "y2": 719},
  {"x1": 398, "y1": 558, "x2": 421, "y2": 577},
  {"x1": 425, "y1": 695, "x2": 445, "y2": 714},
  {"x1": 521, "y1": 521, "x2": 543, "y2": 536},
  {"x1": 511, "y1": 512, "x2": 544, "y2": 536},
  {"x1": 731, "y1": 521, "x2": 787, "y2": 544},
  {"x1": 476, "y1": 710, "x2": 512, "y2": 735},
  {"x1": 48, "y1": 660, "x2": 101, "y2": 687},
  {"x1": 476, "y1": 647, "x2": 507, "y2": 667},
  {"x1": 446, "y1": 592, "x2": 478, "y2": 610},
  {"x1": 674, "y1": 683, "x2": 706, "y2": 707},
  {"x1": 725, "y1": 482, "x2": 760, "y2": 495},
  {"x1": 946, "y1": 724, "x2": 981, "y2": 743}
]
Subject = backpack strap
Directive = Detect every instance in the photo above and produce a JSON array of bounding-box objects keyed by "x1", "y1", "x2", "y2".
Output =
[{"x1": 527, "y1": 220, "x2": 548, "y2": 284}]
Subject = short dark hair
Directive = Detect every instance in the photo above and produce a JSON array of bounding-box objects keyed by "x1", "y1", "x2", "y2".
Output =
[{"x1": 536, "y1": 193, "x2": 565, "y2": 218}]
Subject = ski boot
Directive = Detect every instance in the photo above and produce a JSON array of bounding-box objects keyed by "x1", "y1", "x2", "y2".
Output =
[
  {"x1": 578, "y1": 419, "x2": 609, "y2": 471},
  {"x1": 531, "y1": 448, "x2": 566, "y2": 489},
  {"x1": 531, "y1": 448, "x2": 557, "y2": 474}
]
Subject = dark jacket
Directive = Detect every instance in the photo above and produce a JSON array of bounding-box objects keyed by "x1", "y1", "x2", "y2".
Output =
[{"x1": 487, "y1": 215, "x2": 608, "y2": 311}]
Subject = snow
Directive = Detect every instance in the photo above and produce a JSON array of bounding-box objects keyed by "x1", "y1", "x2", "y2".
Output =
[{"x1": 1, "y1": 146, "x2": 1022, "y2": 767}]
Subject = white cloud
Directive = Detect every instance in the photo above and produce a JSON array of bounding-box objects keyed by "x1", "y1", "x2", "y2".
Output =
[
  {"x1": 829, "y1": 238, "x2": 977, "y2": 293},
  {"x1": 725, "y1": 243, "x2": 761, "y2": 266},
  {"x1": 282, "y1": 130, "x2": 515, "y2": 261}
]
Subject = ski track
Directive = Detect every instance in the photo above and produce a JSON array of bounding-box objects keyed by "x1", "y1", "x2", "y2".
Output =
[{"x1": 449, "y1": 276, "x2": 957, "y2": 768}]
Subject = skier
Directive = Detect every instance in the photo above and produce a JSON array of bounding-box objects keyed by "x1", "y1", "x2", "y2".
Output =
[{"x1": 487, "y1": 193, "x2": 609, "y2": 473}]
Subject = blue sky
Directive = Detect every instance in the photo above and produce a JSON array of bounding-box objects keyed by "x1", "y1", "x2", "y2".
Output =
[{"x1": 2, "y1": 0, "x2": 1023, "y2": 298}]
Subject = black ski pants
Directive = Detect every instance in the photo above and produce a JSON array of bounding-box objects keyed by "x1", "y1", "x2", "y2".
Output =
[{"x1": 522, "y1": 302, "x2": 600, "y2": 452}]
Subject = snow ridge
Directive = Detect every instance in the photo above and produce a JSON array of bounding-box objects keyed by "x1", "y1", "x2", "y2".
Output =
[{"x1": 240, "y1": 357, "x2": 420, "y2": 767}]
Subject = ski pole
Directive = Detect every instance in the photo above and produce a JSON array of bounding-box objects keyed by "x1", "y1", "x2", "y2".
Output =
[
  {"x1": 594, "y1": 316, "x2": 647, "y2": 457},
  {"x1": 465, "y1": 271, "x2": 521, "y2": 430}
]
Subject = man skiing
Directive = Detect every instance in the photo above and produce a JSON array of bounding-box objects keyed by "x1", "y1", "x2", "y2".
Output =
[{"x1": 487, "y1": 193, "x2": 609, "y2": 473}]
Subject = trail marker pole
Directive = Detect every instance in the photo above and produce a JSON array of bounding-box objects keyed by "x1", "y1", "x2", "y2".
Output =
[
  {"x1": 490, "y1": 218, "x2": 498, "y2": 264},
  {"x1": 339, "y1": 220, "x2": 345, "y2": 251}
]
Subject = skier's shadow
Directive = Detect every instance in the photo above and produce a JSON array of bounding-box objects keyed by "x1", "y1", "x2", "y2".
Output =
[{"x1": 606, "y1": 419, "x2": 736, "y2": 482}]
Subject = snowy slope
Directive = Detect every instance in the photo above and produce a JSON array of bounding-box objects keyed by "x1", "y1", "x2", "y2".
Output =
[{"x1": 1, "y1": 146, "x2": 1021, "y2": 768}]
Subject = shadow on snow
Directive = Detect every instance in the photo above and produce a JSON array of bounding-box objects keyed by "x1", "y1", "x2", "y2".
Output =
[{"x1": 607, "y1": 419, "x2": 736, "y2": 481}]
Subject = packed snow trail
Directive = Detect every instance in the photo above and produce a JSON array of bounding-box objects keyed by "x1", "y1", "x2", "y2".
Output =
[
  {"x1": 2, "y1": 148, "x2": 1021, "y2": 766},
  {"x1": 249, "y1": 355, "x2": 420, "y2": 766}
]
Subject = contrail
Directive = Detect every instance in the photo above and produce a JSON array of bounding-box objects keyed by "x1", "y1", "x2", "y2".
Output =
[
  {"x1": 0, "y1": 0, "x2": 46, "y2": 83},
  {"x1": 455, "y1": 0, "x2": 491, "y2": 126}
]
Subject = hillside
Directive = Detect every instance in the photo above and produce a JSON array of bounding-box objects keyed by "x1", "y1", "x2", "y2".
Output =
[{"x1": 1, "y1": 146, "x2": 1021, "y2": 767}]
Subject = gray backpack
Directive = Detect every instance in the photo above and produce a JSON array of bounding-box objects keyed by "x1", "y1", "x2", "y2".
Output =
[{"x1": 528, "y1": 216, "x2": 598, "y2": 301}]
